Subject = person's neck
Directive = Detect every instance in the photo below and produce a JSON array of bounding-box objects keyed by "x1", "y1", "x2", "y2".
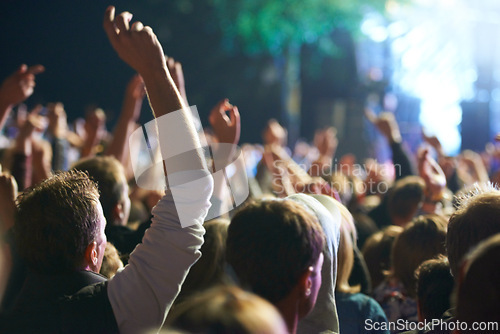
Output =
[{"x1": 275, "y1": 296, "x2": 300, "y2": 334}]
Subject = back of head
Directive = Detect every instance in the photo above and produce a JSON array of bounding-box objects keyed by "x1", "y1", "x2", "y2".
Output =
[
  {"x1": 392, "y1": 214, "x2": 447, "y2": 297},
  {"x1": 447, "y1": 184, "x2": 500, "y2": 277},
  {"x1": 387, "y1": 176, "x2": 425, "y2": 226},
  {"x1": 72, "y1": 156, "x2": 128, "y2": 226},
  {"x1": 176, "y1": 218, "x2": 230, "y2": 304},
  {"x1": 416, "y1": 257, "x2": 453, "y2": 321},
  {"x1": 362, "y1": 225, "x2": 403, "y2": 288},
  {"x1": 166, "y1": 285, "x2": 288, "y2": 334},
  {"x1": 15, "y1": 170, "x2": 101, "y2": 274},
  {"x1": 226, "y1": 199, "x2": 325, "y2": 304},
  {"x1": 456, "y1": 233, "x2": 500, "y2": 327}
]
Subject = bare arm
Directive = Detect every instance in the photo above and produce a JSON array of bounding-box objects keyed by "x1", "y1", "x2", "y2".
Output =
[
  {"x1": 103, "y1": 7, "x2": 212, "y2": 333},
  {"x1": 105, "y1": 74, "x2": 145, "y2": 164}
]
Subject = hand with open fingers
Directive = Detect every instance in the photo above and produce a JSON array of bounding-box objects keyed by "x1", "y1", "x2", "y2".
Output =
[
  {"x1": 103, "y1": 6, "x2": 166, "y2": 77},
  {"x1": 167, "y1": 57, "x2": 187, "y2": 104},
  {"x1": 209, "y1": 99, "x2": 241, "y2": 145},
  {"x1": 0, "y1": 64, "x2": 45, "y2": 107}
]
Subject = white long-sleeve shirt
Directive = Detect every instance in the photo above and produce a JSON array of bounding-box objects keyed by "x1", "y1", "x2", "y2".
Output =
[{"x1": 108, "y1": 170, "x2": 213, "y2": 334}]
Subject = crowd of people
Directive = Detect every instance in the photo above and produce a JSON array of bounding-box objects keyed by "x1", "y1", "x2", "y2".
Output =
[{"x1": 0, "y1": 5, "x2": 499, "y2": 334}]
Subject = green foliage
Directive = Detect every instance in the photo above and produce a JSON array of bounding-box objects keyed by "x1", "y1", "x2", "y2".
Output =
[{"x1": 211, "y1": 0, "x2": 388, "y2": 55}]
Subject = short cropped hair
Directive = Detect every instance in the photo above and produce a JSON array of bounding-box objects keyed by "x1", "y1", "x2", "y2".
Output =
[
  {"x1": 392, "y1": 214, "x2": 447, "y2": 297},
  {"x1": 446, "y1": 184, "x2": 500, "y2": 277},
  {"x1": 387, "y1": 176, "x2": 425, "y2": 221},
  {"x1": 416, "y1": 257, "x2": 453, "y2": 321},
  {"x1": 72, "y1": 156, "x2": 127, "y2": 225},
  {"x1": 15, "y1": 170, "x2": 101, "y2": 274},
  {"x1": 226, "y1": 199, "x2": 325, "y2": 303}
]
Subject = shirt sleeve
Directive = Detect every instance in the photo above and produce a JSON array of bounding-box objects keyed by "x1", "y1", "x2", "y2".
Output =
[{"x1": 107, "y1": 170, "x2": 213, "y2": 334}]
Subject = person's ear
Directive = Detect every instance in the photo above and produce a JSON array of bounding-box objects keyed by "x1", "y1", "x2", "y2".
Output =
[
  {"x1": 84, "y1": 241, "x2": 98, "y2": 269},
  {"x1": 112, "y1": 202, "x2": 125, "y2": 224},
  {"x1": 298, "y1": 266, "x2": 314, "y2": 298}
]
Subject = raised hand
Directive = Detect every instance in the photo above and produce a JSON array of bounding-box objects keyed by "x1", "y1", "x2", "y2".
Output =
[
  {"x1": 422, "y1": 131, "x2": 444, "y2": 157},
  {"x1": 0, "y1": 64, "x2": 44, "y2": 131},
  {"x1": 417, "y1": 148, "x2": 446, "y2": 202},
  {"x1": 103, "y1": 6, "x2": 166, "y2": 78},
  {"x1": 262, "y1": 119, "x2": 287, "y2": 147},
  {"x1": 314, "y1": 127, "x2": 338, "y2": 159},
  {"x1": 47, "y1": 102, "x2": 68, "y2": 139},
  {"x1": 366, "y1": 109, "x2": 402, "y2": 144},
  {"x1": 209, "y1": 99, "x2": 240, "y2": 145},
  {"x1": 15, "y1": 105, "x2": 46, "y2": 155},
  {"x1": 123, "y1": 74, "x2": 145, "y2": 121},
  {"x1": 0, "y1": 64, "x2": 45, "y2": 107}
]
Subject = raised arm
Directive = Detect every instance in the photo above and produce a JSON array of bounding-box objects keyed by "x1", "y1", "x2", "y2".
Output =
[
  {"x1": 103, "y1": 6, "x2": 212, "y2": 334},
  {"x1": 0, "y1": 65, "x2": 44, "y2": 131},
  {"x1": 105, "y1": 74, "x2": 145, "y2": 165}
]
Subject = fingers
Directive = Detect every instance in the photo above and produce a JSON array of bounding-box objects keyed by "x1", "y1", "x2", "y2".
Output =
[
  {"x1": 27, "y1": 65, "x2": 45, "y2": 75},
  {"x1": 229, "y1": 106, "x2": 240, "y2": 127},
  {"x1": 364, "y1": 108, "x2": 377, "y2": 124},
  {"x1": 103, "y1": 6, "x2": 118, "y2": 42},
  {"x1": 115, "y1": 11, "x2": 133, "y2": 35},
  {"x1": 131, "y1": 21, "x2": 144, "y2": 32}
]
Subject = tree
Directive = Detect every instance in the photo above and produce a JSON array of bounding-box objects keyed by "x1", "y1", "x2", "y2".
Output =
[{"x1": 211, "y1": 0, "x2": 391, "y2": 144}]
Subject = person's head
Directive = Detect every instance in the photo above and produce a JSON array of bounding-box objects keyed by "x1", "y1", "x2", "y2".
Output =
[
  {"x1": 415, "y1": 257, "x2": 453, "y2": 322},
  {"x1": 166, "y1": 285, "x2": 288, "y2": 334},
  {"x1": 175, "y1": 218, "x2": 230, "y2": 304},
  {"x1": 455, "y1": 233, "x2": 500, "y2": 328},
  {"x1": 100, "y1": 242, "x2": 123, "y2": 279},
  {"x1": 72, "y1": 156, "x2": 130, "y2": 226},
  {"x1": 15, "y1": 170, "x2": 107, "y2": 274},
  {"x1": 362, "y1": 225, "x2": 403, "y2": 288},
  {"x1": 226, "y1": 199, "x2": 325, "y2": 324},
  {"x1": 446, "y1": 184, "x2": 500, "y2": 277},
  {"x1": 387, "y1": 176, "x2": 425, "y2": 227},
  {"x1": 392, "y1": 214, "x2": 447, "y2": 297}
]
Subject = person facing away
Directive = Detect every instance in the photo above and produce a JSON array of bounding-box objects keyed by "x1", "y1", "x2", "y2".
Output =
[
  {"x1": 226, "y1": 199, "x2": 326, "y2": 334},
  {"x1": 0, "y1": 5, "x2": 213, "y2": 334}
]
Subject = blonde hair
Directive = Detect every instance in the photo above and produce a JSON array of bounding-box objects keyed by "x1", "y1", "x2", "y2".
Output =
[
  {"x1": 166, "y1": 285, "x2": 287, "y2": 334},
  {"x1": 334, "y1": 201, "x2": 361, "y2": 294},
  {"x1": 100, "y1": 242, "x2": 123, "y2": 279}
]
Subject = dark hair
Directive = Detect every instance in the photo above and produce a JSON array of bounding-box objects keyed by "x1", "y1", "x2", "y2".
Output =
[
  {"x1": 456, "y1": 233, "x2": 500, "y2": 326},
  {"x1": 392, "y1": 214, "x2": 447, "y2": 298},
  {"x1": 447, "y1": 185, "x2": 500, "y2": 277},
  {"x1": 175, "y1": 218, "x2": 230, "y2": 305},
  {"x1": 387, "y1": 176, "x2": 425, "y2": 221},
  {"x1": 416, "y1": 257, "x2": 453, "y2": 321},
  {"x1": 72, "y1": 156, "x2": 126, "y2": 225},
  {"x1": 226, "y1": 199, "x2": 325, "y2": 303},
  {"x1": 15, "y1": 170, "x2": 101, "y2": 274}
]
